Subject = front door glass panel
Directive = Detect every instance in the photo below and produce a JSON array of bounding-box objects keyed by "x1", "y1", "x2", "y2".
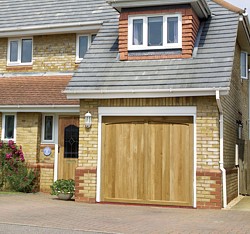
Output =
[{"x1": 64, "y1": 125, "x2": 79, "y2": 158}]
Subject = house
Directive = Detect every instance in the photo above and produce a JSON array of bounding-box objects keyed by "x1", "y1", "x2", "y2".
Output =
[
  {"x1": 64, "y1": 0, "x2": 250, "y2": 209},
  {"x1": 0, "y1": 0, "x2": 118, "y2": 192},
  {"x1": 0, "y1": 0, "x2": 249, "y2": 209}
]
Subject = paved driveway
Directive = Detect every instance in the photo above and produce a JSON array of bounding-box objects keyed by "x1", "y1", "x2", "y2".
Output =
[{"x1": 0, "y1": 193, "x2": 250, "y2": 233}]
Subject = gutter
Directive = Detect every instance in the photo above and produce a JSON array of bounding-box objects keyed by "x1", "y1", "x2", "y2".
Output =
[
  {"x1": 216, "y1": 90, "x2": 227, "y2": 208},
  {"x1": 0, "y1": 21, "x2": 103, "y2": 37},
  {"x1": 64, "y1": 87, "x2": 230, "y2": 99},
  {"x1": 0, "y1": 105, "x2": 80, "y2": 113}
]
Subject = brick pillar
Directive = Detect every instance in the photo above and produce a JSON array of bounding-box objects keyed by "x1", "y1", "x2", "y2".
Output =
[
  {"x1": 75, "y1": 167, "x2": 97, "y2": 203},
  {"x1": 196, "y1": 169, "x2": 222, "y2": 209}
]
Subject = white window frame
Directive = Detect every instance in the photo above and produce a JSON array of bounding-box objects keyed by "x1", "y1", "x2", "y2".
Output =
[
  {"x1": 76, "y1": 34, "x2": 96, "y2": 62},
  {"x1": 128, "y1": 14, "x2": 182, "y2": 51},
  {"x1": 7, "y1": 37, "x2": 33, "y2": 66},
  {"x1": 41, "y1": 114, "x2": 55, "y2": 143},
  {"x1": 241, "y1": 51, "x2": 248, "y2": 79},
  {"x1": 1, "y1": 113, "x2": 17, "y2": 142}
]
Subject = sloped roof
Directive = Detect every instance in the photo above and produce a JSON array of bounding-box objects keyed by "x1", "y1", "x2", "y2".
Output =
[
  {"x1": 65, "y1": 0, "x2": 240, "y2": 98},
  {"x1": 0, "y1": 75, "x2": 79, "y2": 106},
  {"x1": 0, "y1": 0, "x2": 118, "y2": 31}
]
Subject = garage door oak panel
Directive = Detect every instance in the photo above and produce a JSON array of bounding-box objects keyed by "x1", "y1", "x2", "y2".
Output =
[{"x1": 101, "y1": 116, "x2": 193, "y2": 206}]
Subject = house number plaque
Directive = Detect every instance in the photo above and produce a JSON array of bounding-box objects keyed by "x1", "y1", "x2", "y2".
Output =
[{"x1": 43, "y1": 147, "x2": 52, "y2": 156}]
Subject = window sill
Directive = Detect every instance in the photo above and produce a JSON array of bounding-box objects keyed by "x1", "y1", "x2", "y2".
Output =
[
  {"x1": 75, "y1": 59, "x2": 83, "y2": 64},
  {"x1": 6, "y1": 65, "x2": 33, "y2": 71}
]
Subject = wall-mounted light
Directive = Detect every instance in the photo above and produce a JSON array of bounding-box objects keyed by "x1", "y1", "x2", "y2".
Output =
[
  {"x1": 85, "y1": 111, "x2": 92, "y2": 128},
  {"x1": 237, "y1": 120, "x2": 243, "y2": 139}
]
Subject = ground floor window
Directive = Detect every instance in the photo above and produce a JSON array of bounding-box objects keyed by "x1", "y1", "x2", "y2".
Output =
[
  {"x1": 1, "y1": 113, "x2": 16, "y2": 141},
  {"x1": 42, "y1": 115, "x2": 54, "y2": 142}
]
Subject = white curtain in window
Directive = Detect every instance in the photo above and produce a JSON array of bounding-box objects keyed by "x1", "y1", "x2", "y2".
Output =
[
  {"x1": 133, "y1": 19, "x2": 143, "y2": 45},
  {"x1": 167, "y1": 17, "x2": 178, "y2": 43}
]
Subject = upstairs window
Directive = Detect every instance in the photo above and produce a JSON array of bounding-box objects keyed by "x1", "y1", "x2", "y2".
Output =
[
  {"x1": 8, "y1": 38, "x2": 32, "y2": 65},
  {"x1": 128, "y1": 14, "x2": 182, "y2": 51},
  {"x1": 1, "y1": 113, "x2": 16, "y2": 141},
  {"x1": 241, "y1": 51, "x2": 248, "y2": 79},
  {"x1": 76, "y1": 34, "x2": 97, "y2": 62}
]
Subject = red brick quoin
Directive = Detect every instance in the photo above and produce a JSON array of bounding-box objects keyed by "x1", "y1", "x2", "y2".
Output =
[
  {"x1": 196, "y1": 169, "x2": 222, "y2": 209},
  {"x1": 75, "y1": 167, "x2": 97, "y2": 203}
]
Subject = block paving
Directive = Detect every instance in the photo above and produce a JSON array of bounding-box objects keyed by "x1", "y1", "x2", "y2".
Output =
[{"x1": 0, "y1": 193, "x2": 250, "y2": 233}]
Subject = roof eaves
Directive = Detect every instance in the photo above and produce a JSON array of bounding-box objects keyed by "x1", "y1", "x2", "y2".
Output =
[
  {"x1": 64, "y1": 87, "x2": 230, "y2": 99},
  {"x1": 0, "y1": 21, "x2": 103, "y2": 38},
  {"x1": 107, "y1": 0, "x2": 211, "y2": 18},
  {"x1": 212, "y1": 0, "x2": 244, "y2": 14}
]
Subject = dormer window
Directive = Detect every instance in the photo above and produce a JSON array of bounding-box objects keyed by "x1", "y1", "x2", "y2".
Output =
[
  {"x1": 128, "y1": 14, "x2": 182, "y2": 51},
  {"x1": 7, "y1": 38, "x2": 33, "y2": 66}
]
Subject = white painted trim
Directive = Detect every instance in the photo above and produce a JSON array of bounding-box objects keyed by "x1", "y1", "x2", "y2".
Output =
[
  {"x1": 0, "y1": 105, "x2": 79, "y2": 113},
  {"x1": 54, "y1": 115, "x2": 59, "y2": 182},
  {"x1": 193, "y1": 115, "x2": 197, "y2": 208},
  {"x1": 96, "y1": 106, "x2": 197, "y2": 207},
  {"x1": 107, "y1": 0, "x2": 210, "y2": 18},
  {"x1": 0, "y1": 21, "x2": 103, "y2": 38},
  {"x1": 1, "y1": 113, "x2": 17, "y2": 142},
  {"x1": 41, "y1": 114, "x2": 55, "y2": 144},
  {"x1": 128, "y1": 14, "x2": 182, "y2": 51},
  {"x1": 241, "y1": 51, "x2": 248, "y2": 79},
  {"x1": 76, "y1": 34, "x2": 93, "y2": 62},
  {"x1": 7, "y1": 37, "x2": 33, "y2": 66},
  {"x1": 65, "y1": 87, "x2": 230, "y2": 99}
]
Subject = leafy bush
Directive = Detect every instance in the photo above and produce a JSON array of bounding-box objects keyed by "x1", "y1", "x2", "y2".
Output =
[
  {"x1": 0, "y1": 140, "x2": 38, "y2": 193},
  {"x1": 50, "y1": 179, "x2": 75, "y2": 195}
]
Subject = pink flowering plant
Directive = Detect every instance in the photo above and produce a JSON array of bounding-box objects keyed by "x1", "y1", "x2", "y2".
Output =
[{"x1": 0, "y1": 140, "x2": 38, "y2": 192}]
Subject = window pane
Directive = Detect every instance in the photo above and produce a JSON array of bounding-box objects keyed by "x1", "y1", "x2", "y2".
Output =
[
  {"x1": 148, "y1": 16, "x2": 163, "y2": 46},
  {"x1": 44, "y1": 116, "x2": 53, "y2": 141},
  {"x1": 91, "y1": 34, "x2": 96, "y2": 43},
  {"x1": 79, "y1": 36, "x2": 89, "y2": 58},
  {"x1": 241, "y1": 52, "x2": 247, "y2": 78},
  {"x1": 21, "y1": 39, "x2": 32, "y2": 63},
  {"x1": 10, "y1": 41, "x2": 18, "y2": 62},
  {"x1": 5, "y1": 115, "x2": 14, "y2": 139},
  {"x1": 64, "y1": 125, "x2": 79, "y2": 158},
  {"x1": 133, "y1": 19, "x2": 143, "y2": 45},
  {"x1": 167, "y1": 17, "x2": 178, "y2": 43}
]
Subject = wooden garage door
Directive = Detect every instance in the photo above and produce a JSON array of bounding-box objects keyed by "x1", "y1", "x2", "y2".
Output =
[{"x1": 101, "y1": 116, "x2": 193, "y2": 206}]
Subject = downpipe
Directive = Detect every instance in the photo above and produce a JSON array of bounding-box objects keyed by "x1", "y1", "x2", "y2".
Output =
[{"x1": 216, "y1": 90, "x2": 227, "y2": 208}]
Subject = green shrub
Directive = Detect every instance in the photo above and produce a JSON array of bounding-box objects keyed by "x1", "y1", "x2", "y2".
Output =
[
  {"x1": 50, "y1": 179, "x2": 75, "y2": 195},
  {"x1": 0, "y1": 140, "x2": 38, "y2": 193}
]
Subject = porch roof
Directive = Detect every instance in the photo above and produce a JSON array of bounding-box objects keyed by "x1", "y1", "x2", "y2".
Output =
[{"x1": 0, "y1": 75, "x2": 79, "y2": 106}]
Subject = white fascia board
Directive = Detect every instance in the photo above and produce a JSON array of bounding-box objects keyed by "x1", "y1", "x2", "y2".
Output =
[
  {"x1": 107, "y1": 0, "x2": 210, "y2": 18},
  {"x1": 0, "y1": 105, "x2": 80, "y2": 113},
  {"x1": 0, "y1": 21, "x2": 103, "y2": 38},
  {"x1": 65, "y1": 88, "x2": 229, "y2": 99}
]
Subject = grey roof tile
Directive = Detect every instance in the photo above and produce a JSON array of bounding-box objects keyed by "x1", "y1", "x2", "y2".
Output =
[
  {"x1": 66, "y1": 0, "x2": 239, "y2": 93},
  {"x1": 0, "y1": 0, "x2": 118, "y2": 29}
]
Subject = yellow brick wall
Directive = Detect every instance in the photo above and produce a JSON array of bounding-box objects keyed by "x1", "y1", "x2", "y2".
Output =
[
  {"x1": 77, "y1": 97, "x2": 221, "y2": 206},
  {"x1": 222, "y1": 43, "x2": 249, "y2": 167},
  {"x1": 16, "y1": 113, "x2": 42, "y2": 164},
  {"x1": 0, "y1": 34, "x2": 77, "y2": 73},
  {"x1": 0, "y1": 38, "x2": 7, "y2": 72},
  {"x1": 40, "y1": 167, "x2": 54, "y2": 192},
  {"x1": 221, "y1": 43, "x2": 249, "y2": 202}
]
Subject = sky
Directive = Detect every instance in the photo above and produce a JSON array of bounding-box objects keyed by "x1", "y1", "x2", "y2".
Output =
[{"x1": 225, "y1": 0, "x2": 250, "y2": 12}]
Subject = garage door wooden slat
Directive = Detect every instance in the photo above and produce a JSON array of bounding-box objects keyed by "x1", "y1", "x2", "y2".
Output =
[{"x1": 101, "y1": 116, "x2": 193, "y2": 206}]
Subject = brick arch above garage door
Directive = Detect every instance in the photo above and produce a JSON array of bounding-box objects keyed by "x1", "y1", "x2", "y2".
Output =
[{"x1": 101, "y1": 116, "x2": 194, "y2": 207}]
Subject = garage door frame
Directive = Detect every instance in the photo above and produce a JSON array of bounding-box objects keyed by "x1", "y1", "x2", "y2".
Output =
[{"x1": 96, "y1": 106, "x2": 197, "y2": 207}]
